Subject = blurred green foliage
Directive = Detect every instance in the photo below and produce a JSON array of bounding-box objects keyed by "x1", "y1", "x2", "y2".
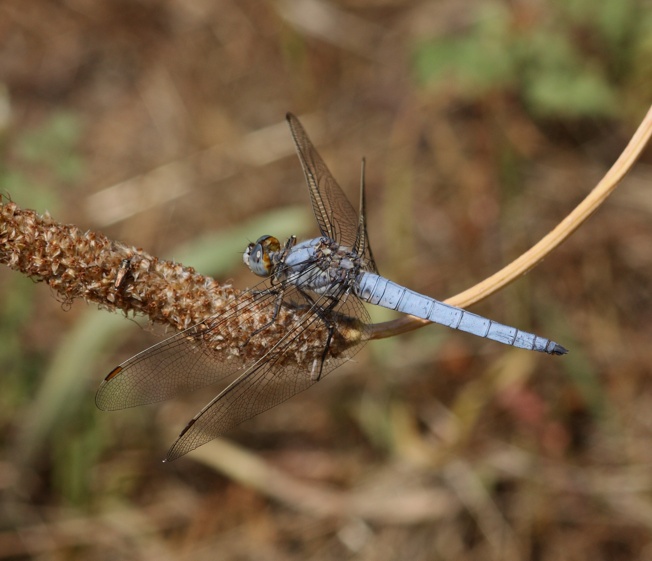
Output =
[
  {"x1": 0, "y1": 276, "x2": 39, "y2": 410},
  {"x1": 0, "y1": 109, "x2": 83, "y2": 470},
  {"x1": 413, "y1": 0, "x2": 650, "y2": 117},
  {"x1": 0, "y1": 108, "x2": 86, "y2": 501},
  {"x1": 17, "y1": 112, "x2": 83, "y2": 180},
  {"x1": 0, "y1": 111, "x2": 84, "y2": 211}
]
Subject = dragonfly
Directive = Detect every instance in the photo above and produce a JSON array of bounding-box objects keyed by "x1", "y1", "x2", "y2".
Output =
[{"x1": 97, "y1": 113, "x2": 567, "y2": 461}]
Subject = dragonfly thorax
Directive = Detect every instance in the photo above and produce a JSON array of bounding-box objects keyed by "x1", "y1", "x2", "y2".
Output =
[{"x1": 279, "y1": 237, "x2": 364, "y2": 297}]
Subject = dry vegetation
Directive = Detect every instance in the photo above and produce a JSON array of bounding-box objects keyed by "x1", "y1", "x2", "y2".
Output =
[{"x1": 1, "y1": 0, "x2": 651, "y2": 559}]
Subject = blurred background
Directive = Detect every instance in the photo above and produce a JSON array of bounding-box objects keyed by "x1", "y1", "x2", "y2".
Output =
[{"x1": 1, "y1": 0, "x2": 651, "y2": 559}]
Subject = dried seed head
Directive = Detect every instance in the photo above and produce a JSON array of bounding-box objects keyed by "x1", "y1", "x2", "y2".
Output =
[{"x1": 0, "y1": 197, "x2": 364, "y2": 370}]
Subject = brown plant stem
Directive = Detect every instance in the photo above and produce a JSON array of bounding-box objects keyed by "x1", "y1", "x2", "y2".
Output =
[{"x1": 368, "y1": 104, "x2": 652, "y2": 340}]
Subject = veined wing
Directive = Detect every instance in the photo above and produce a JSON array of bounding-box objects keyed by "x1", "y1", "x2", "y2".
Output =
[
  {"x1": 96, "y1": 283, "x2": 274, "y2": 410},
  {"x1": 286, "y1": 113, "x2": 378, "y2": 273},
  {"x1": 96, "y1": 257, "x2": 336, "y2": 411},
  {"x1": 164, "y1": 287, "x2": 371, "y2": 461},
  {"x1": 354, "y1": 157, "x2": 378, "y2": 273},
  {"x1": 286, "y1": 113, "x2": 360, "y2": 250}
]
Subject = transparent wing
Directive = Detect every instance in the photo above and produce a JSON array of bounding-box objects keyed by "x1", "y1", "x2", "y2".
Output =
[
  {"x1": 95, "y1": 280, "x2": 279, "y2": 410},
  {"x1": 96, "y1": 257, "x2": 370, "y2": 443},
  {"x1": 286, "y1": 113, "x2": 361, "y2": 249},
  {"x1": 98, "y1": 115, "x2": 378, "y2": 458},
  {"x1": 164, "y1": 291, "x2": 371, "y2": 461},
  {"x1": 96, "y1": 252, "x2": 337, "y2": 411},
  {"x1": 286, "y1": 113, "x2": 378, "y2": 273},
  {"x1": 355, "y1": 157, "x2": 378, "y2": 274}
]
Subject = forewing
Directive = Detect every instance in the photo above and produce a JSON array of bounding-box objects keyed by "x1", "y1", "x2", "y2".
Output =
[
  {"x1": 286, "y1": 113, "x2": 359, "y2": 248},
  {"x1": 355, "y1": 158, "x2": 379, "y2": 274},
  {"x1": 165, "y1": 290, "x2": 371, "y2": 461},
  {"x1": 96, "y1": 278, "x2": 282, "y2": 411}
]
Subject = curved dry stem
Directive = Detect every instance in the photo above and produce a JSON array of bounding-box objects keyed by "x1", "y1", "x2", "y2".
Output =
[{"x1": 369, "y1": 104, "x2": 652, "y2": 341}]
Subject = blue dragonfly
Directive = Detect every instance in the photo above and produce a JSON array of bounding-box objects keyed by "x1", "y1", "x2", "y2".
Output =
[{"x1": 97, "y1": 113, "x2": 567, "y2": 461}]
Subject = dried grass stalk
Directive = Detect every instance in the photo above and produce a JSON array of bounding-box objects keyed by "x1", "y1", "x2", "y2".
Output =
[{"x1": 370, "y1": 104, "x2": 652, "y2": 340}]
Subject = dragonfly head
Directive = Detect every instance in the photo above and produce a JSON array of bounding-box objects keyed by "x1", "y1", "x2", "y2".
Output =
[{"x1": 243, "y1": 235, "x2": 281, "y2": 277}]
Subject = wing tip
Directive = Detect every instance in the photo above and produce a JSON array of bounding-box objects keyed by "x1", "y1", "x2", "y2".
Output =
[{"x1": 164, "y1": 418, "x2": 197, "y2": 462}]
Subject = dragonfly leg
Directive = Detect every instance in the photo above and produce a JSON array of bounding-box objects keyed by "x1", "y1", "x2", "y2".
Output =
[
  {"x1": 241, "y1": 237, "x2": 303, "y2": 347},
  {"x1": 311, "y1": 322, "x2": 336, "y2": 381},
  {"x1": 240, "y1": 288, "x2": 286, "y2": 347},
  {"x1": 297, "y1": 288, "x2": 345, "y2": 382}
]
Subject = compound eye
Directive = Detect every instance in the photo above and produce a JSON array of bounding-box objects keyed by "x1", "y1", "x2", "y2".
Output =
[
  {"x1": 244, "y1": 235, "x2": 280, "y2": 277},
  {"x1": 255, "y1": 235, "x2": 281, "y2": 252}
]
